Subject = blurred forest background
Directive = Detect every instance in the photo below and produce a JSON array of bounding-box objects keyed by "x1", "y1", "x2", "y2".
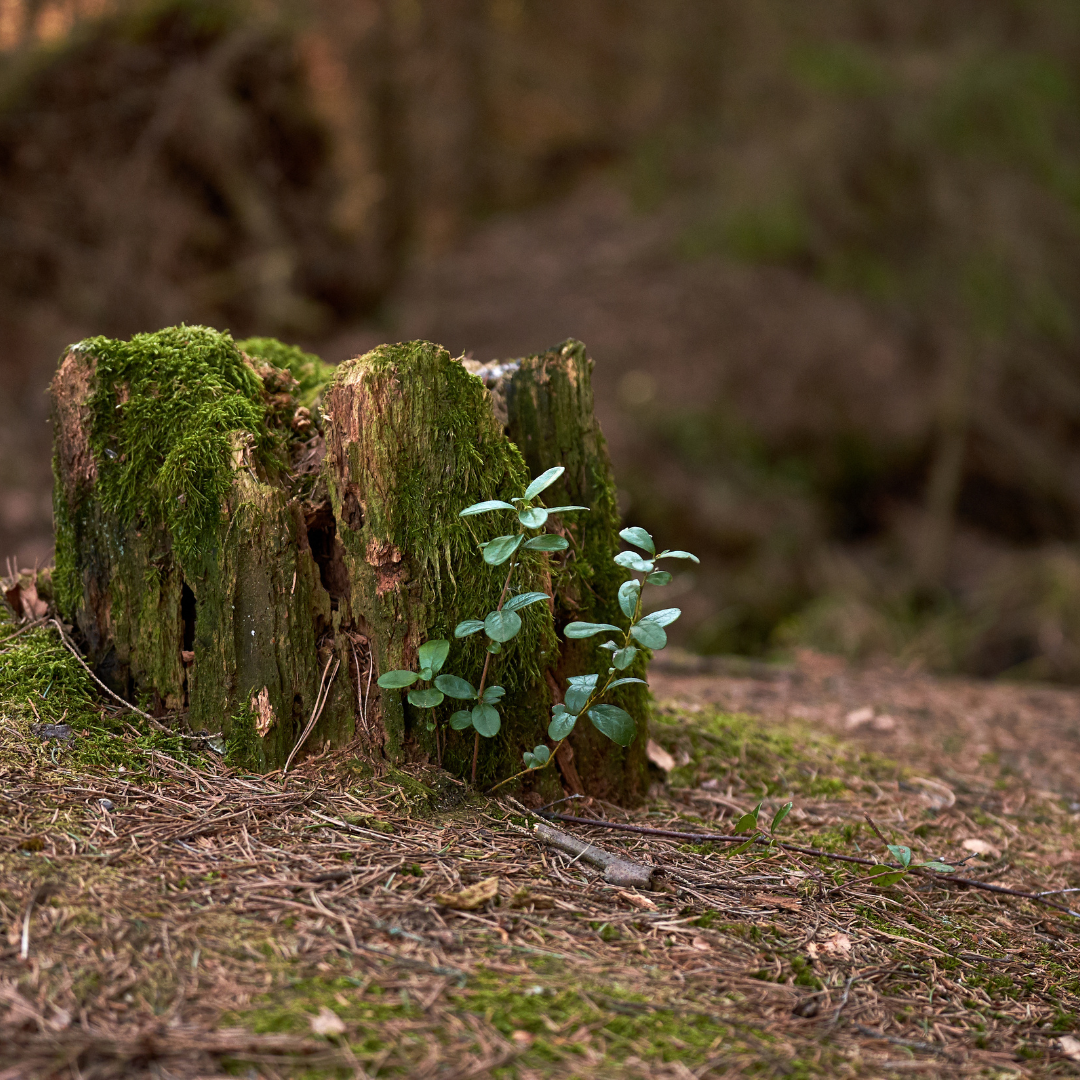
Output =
[{"x1": 5, "y1": 0, "x2": 1080, "y2": 680}]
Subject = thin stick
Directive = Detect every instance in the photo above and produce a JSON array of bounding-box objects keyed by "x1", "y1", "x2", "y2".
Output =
[
  {"x1": 20, "y1": 882, "x2": 56, "y2": 961},
  {"x1": 283, "y1": 654, "x2": 339, "y2": 774},
  {"x1": 50, "y1": 618, "x2": 170, "y2": 732},
  {"x1": 539, "y1": 812, "x2": 1080, "y2": 918}
]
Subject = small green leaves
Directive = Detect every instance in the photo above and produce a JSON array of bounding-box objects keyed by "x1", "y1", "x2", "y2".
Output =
[
  {"x1": 564, "y1": 622, "x2": 622, "y2": 638},
  {"x1": 726, "y1": 836, "x2": 759, "y2": 857},
  {"x1": 523, "y1": 744, "x2": 551, "y2": 769},
  {"x1": 524, "y1": 535, "x2": 569, "y2": 552},
  {"x1": 408, "y1": 687, "x2": 444, "y2": 708},
  {"x1": 485, "y1": 609, "x2": 522, "y2": 642},
  {"x1": 868, "y1": 866, "x2": 907, "y2": 888},
  {"x1": 608, "y1": 677, "x2": 647, "y2": 688},
  {"x1": 454, "y1": 619, "x2": 485, "y2": 638},
  {"x1": 734, "y1": 811, "x2": 759, "y2": 835},
  {"x1": 449, "y1": 709, "x2": 473, "y2": 731},
  {"x1": 645, "y1": 570, "x2": 672, "y2": 586},
  {"x1": 614, "y1": 550, "x2": 654, "y2": 573},
  {"x1": 460, "y1": 499, "x2": 516, "y2": 516},
  {"x1": 771, "y1": 801, "x2": 793, "y2": 833},
  {"x1": 618, "y1": 580, "x2": 641, "y2": 619},
  {"x1": 481, "y1": 684, "x2": 505, "y2": 704},
  {"x1": 548, "y1": 705, "x2": 577, "y2": 741},
  {"x1": 518, "y1": 507, "x2": 548, "y2": 529},
  {"x1": 630, "y1": 622, "x2": 667, "y2": 650},
  {"x1": 587, "y1": 704, "x2": 636, "y2": 746},
  {"x1": 377, "y1": 669, "x2": 418, "y2": 689},
  {"x1": 641, "y1": 607, "x2": 681, "y2": 627},
  {"x1": 564, "y1": 685, "x2": 592, "y2": 713},
  {"x1": 887, "y1": 844, "x2": 913, "y2": 869},
  {"x1": 620, "y1": 526, "x2": 655, "y2": 556},
  {"x1": 523, "y1": 466, "x2": 565, "y2": 501},
  {"x1": 657, "y1": 549, "x2": 700, "y2": 563},
  {"x1": 483, "y1": 534, "x2": 524, "y2": 565},
  {"x1": 612, "y1": 645, "x2": 638, "y2": 670},
  {"x1": 472, "y1": 703, "x2": 501, "y2": 737},
  {"x1": 504, "y1": 591, "x2": 549, "y2": 612},
  {"x1": 546, "y1": 505, "x2": 589, "y2": 514},
  {"x1": 434, "y1": 674, "x2": 476, "y2": 699},
  {"x1": 918, "y1": 860, "x2": 956, "y2": 873},
  {"x1": 417, "y1": 639, "x2": 450, "y2": 678}
]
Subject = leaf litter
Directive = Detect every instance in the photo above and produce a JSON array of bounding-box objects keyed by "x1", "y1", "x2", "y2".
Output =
[{"x1": 1, "y1": 634, "x2": 1080, "y2": 1076}]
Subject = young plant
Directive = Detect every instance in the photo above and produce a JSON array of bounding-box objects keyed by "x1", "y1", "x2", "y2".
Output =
[
  {"x1": 376, "y1": 463, "x2": 700, "y2": 788},
  {"x1": 724, "y1": 800, "x2": 794, "y2": 856}
]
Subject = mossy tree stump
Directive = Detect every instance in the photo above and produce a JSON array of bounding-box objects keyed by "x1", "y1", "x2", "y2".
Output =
[{"x1": 50, "y1": 328, "x2": 648, "y2": 802}]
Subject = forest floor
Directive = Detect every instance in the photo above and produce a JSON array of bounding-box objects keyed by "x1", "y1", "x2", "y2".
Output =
[{"x1": 2, "y1": 640, "x2": 1080, "y2": 1079}]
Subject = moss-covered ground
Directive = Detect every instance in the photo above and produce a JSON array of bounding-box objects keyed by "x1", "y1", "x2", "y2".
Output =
[{"x1": 2, "y1": 601, "x2": 1080, "y2": 1078}]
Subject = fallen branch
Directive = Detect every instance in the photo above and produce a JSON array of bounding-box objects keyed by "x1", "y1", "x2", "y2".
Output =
[
  {"x1": 540, "y1": 812, "x2": 1080, "y2": 919},
  {"x1": 531, "y1": 820, "x2": 655, "y2": 889}
]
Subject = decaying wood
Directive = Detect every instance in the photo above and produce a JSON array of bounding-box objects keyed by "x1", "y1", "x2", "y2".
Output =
[{"x1": 49, "y1": 330, "x2": 647, "y2": 800}]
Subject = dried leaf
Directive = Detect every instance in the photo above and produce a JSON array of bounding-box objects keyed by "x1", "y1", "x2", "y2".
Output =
[
  {"x1": 433, "y1": 876, "x2": 500, "y2": 910},
  {"x1": 691, "y1": 936, "x2": 712, "y2": 951},
  {"x1": 961, "y1": 838, "x2": 1001, "y2": 859},
  {"x1": 754, "y1": 893, "x2": 801, "y2": 912},
  {"x1": 251, "y1": 686, "x2": 277, "y2": 737},
  {"x1": 309, "y1": 1005, "x2": 345, "y2": 1036},
  {"x1": 646, "y1": 738, "x2": 675, "y2": 772},
  {"x1": 808, "y1": 932, "x2": 852, "y2": 959},
  {"x1": 1058, "y1": 1035, "x2": 1080, "y2": 1062},
  {"x1": 844, "y1": 706, "x2": 874, "y2": 729},
  {"x1": 906, "y1": 776, "x2": 956, "y2": 809}
]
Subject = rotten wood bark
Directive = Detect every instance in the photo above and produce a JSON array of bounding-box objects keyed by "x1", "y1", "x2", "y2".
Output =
[{"x1": 49, "y1": 330, "x2": 648, "y2": 803}]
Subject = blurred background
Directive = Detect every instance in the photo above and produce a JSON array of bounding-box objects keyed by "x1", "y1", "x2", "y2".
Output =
[{"x1": 5, "y1": 0, "x2": 1080, "y2": 680}]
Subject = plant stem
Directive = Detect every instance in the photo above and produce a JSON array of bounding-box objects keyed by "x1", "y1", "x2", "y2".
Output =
[
  {"x1": 471, "y1": 552, "x2": 519, "y2": 785},
  {"x1": 487, "y1": 572, "x2": 648, "y2": 794}
]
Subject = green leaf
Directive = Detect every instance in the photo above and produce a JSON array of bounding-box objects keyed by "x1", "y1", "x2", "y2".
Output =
[
  {"x1": 568, "y1": 674, "x2": 599, "y2": 690},
  {"x1": 887, "y1": 844, "x2": 913, "y2": 869},
  {"x1": 726, "y1": 836, "x2": 759, "y2": 857},
  {"x1": 618, "y1": 580, "x2": 641, "y2": 619},
  {"x1": 548, "y1": 707, "x2": 577, "y2": 741},
  {"x1": 425, "y1": 719, "x2": 436, "y2": 732},
  {"x1": 487, "y1": 641, "x2": 502, "y2": 654},
  {"x1": 417, "y1": 639, "x2": 450, "y2": 676},
  {"x1": 530, "y1": 744, "x2": 551, "y2": 765},
  {"x1": 614, "y1": 550, "x2": 654, "y2": 573},
  {"x1": 734, "y1": 812, "x2": 759, "y2": 835},
  {"x1": 868, "y1": 865, "x2": 907, "y2": 888},
  {"x1": 518, "y1": 507, "x2": 548, "y2": 529},
  {"x1": 613, "y1": 646, "x2": 638, "y2": 670},
  {"x1": 481, "y1": 684, "x2": 505, "y2": 704},
  {"x1": 564, "y1": 621, "x2": 622, "y2": 638},
  {"x1": 523, "y1": 752, "x2": 535, "y2": 768},
  {"x1": 657, "y1": 549, "x2": 700, "y2": 563},
  {"x1": 485, "y1": 609, "x2": 522, "y2": 643},
  {"x1": 454, "y1": 619, "x2": 485, "y2": 638},
  {"x1": 524, "y1": 535, "x2": 569, "y2": 552},
  {"x1": 918, "y1": 861, "x2": 956, "y2": 873},
  {"x1": 472, "y1": 703, "x2": 501, "y2": 737},
  {"x1": 483, "y1": 534, "x2": 524, "y2": 566},
  {"x1": 564, "y1": 685, "x2": 592, "y2": 714},
  {"x1": 377, "y1": 669, "x2": 418, "y2": 689},
  {"x1": 449, "y1": 709, "x2": 473, "y2": 731},
  {"x1": 619, "y1": 526, "x2": 655, "y2": 555},
  {"x1": 598, "y1": 640, "x2": 618, "y2": 651},
  {"x1": 523, "y1": 466, "x2": 565, "y2": 500},
  {"x1": 434, "y1": 675, "x2": 476, "y2": 699},
  {"x1": 645, "y1": 570, "x2": 672, "y2": 586},
  {"x1": 407, "y1": 687, "x2": 444, "y2": 708},
  {"x1": 641, "y1": 607, "x2": 681, "y2": 627},
  {"x1": 630, "y1": 622, "x2": 667, "y2": 650},
  {"x1": 587, "y1": 704, "x2": 636, "y2": 746},
  {"x1": 504, "y1": 591, "x2": 550, "y2": 612},
  {"x1": 460, "y1": 499, "x2": 516, "y2": 516},
  {"x1": 771, "y1": 802, "x2": 793, "y2": 833},
  {"x1": 609, "y1": 677, "x2": 647, "y2": 688},
  {"x1": 545, "y1": 505, "x2": 590, "y2": 514}
]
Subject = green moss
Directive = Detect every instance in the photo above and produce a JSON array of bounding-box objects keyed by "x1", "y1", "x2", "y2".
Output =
[
  {"x1": 224, "y1": 699, "x2": 263, "y2": 772},
  {"x1": 70, "y1": 325, "x2": 269, "y2": 579},
  {"x1": 237, "y1": 337, "x2": 334, "y2": 409}
]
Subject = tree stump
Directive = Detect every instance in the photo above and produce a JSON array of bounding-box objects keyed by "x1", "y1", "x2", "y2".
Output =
[{"x1": 50, "y1": 327, "x2": 649, "y2": 802}]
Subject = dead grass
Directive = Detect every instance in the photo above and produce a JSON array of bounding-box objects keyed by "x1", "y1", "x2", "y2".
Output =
[{"x1": 2, "y1": 662, "x2": 1080, "y2": 1078}]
